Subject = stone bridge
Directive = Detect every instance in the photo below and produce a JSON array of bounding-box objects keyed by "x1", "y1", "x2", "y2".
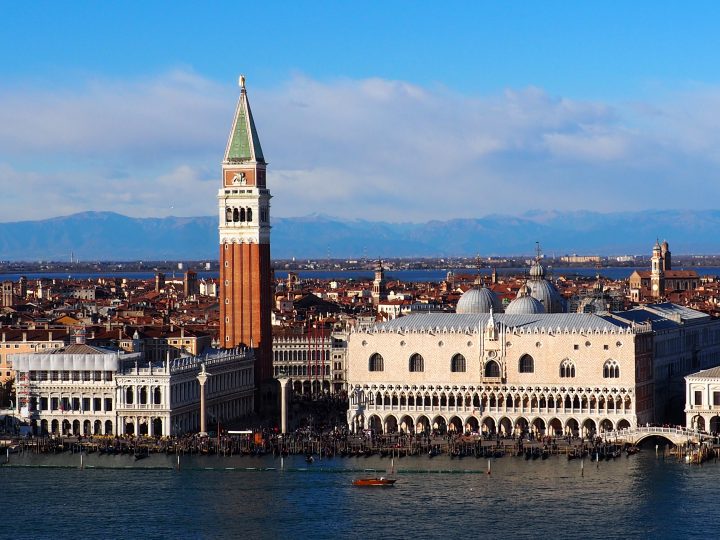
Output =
[{"x1": 603, "y1": 426, "x2": 717, "y2": 446}]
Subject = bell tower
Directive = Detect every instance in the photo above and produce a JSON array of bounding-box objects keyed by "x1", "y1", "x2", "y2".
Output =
[
  {"x1": 650, "y1": 240, "x2": 664, "y2": 299},
  {"x1": 218, "y1": 75, "x2": 273, "y2": 390}
]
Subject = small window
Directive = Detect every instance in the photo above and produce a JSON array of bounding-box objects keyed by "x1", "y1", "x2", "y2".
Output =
[
  {"x1": 573, "y1": 344, "x2": 579, "y2": 350},
  {"x1": 369, "y1": 353, "x2": 384, "y2": 372},
  {"x1": 409, "y1": 353, "x2": 424, "y2": 373},
  {"x1": 695, "y1": 390, "x2": 703, "y2": 406},
  {"x1": 603, "y1": 359, "x2": 620, "y2": 379},
  {"x1": 713, "y1": 391, "x2": 720, "y2": 406},
  {"x1": 484, "y1": 360, "x2": 500, "y2": 378},
  {"x1": 451, "y1": 354, "x2": 466, "y2": 373},
  {"x1": 519, "y1": 354, "x2": 534, "y2": 373}
]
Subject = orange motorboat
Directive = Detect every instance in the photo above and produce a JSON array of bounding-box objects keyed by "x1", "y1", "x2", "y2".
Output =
[{"x1": 352, "y1": 476, "x2": 396, "y2": 487}]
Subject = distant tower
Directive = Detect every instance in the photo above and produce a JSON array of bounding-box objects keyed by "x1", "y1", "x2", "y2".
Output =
[
  {"x1": 155, "y1": 272, "x2": 165, "y2": 293},
  {"x1": 372, "y1": 260, "x2": 388, "y2": 305},
  {"x1": 651, "y1": 240, "x2": 664, "y2": 298},
  {"x1": 183, "y1": 270, "x2": 198, "y2": 298},
  {"x1": 1, "y1": 281, "x2": 14, "y2": 308},
  {"x1": 18, "y1": 276, "x2": 27, "y2": 299},
  {"x1": 218, "y1": 75, "x2": 273, "y2": 390},
  {"x1": 491, "y1": 267, "x2": 498, "y2": 285},
  {"x1": 661, "y1": 240, "x2": 671, "y2": 271}
]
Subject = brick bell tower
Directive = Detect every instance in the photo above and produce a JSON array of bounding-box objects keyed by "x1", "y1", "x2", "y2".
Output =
[{"x1": 219, "y1": 75, "x2": 273, "y2": 402}]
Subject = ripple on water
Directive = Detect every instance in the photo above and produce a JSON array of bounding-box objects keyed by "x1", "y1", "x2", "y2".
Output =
[{"x1": 2, "y1": 453, "x2": 718, "y2": 539}]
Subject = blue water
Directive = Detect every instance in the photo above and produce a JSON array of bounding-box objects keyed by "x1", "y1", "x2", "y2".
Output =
[
  {"x1": 3, "y1": 267, "x2": 720, "y2": 283},
  {"x1": 1, "y1": 451, "x2": 717, "y2": 538}
]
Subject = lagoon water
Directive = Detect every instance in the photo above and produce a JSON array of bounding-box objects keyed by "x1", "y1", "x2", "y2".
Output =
[
  {"x1": 1, "y1": 450, "x2": 717, "y2": 539},
  {"x1": 5, "y1": 267, "x2": 720, "y2": 284}
]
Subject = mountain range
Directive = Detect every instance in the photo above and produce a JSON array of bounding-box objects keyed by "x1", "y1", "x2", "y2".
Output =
[{"x1": 0, "y1": 210, "x2": 718, "y2": 261}]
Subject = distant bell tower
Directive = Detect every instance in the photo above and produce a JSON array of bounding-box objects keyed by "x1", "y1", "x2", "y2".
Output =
[
  {"x1": 218, "y1": 75, "x2": 273, "y2": 391},
  {"x1": 372, "y1": 260, "x2": 388, "y2": 305},
  {"x1": 661, "y1": 240, "x2": 671, "y2": 271},
  {"x1": 651, "y1": 239, "x2": 664, "y2": 298}
]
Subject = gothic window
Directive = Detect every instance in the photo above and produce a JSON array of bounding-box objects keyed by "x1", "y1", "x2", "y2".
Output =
[
  {"x1": 519, "y1": 354, "x2": 534, "y2": 373},
  {"x1": 484, "y1": 360, "x2": 500, "y2": 378},
  {"x1": 232, "y1": 208, "x2": 239, "y2": 222},
  {"x1": 239, "y1": 208, "x2": 246, "y2": 222},
  {"x1": 246, "y1": 208, "x2": 252, "y2": 222},
  {"x1": 369, "y1": 353, "x2": 384, "y2": 372},
  {"x1": 409, "y1": 353, "x2": 424, "y2": 372},
  {"x1": 225, "y1": 207, "x2": 232, "y2": 222},
  {"x1": 154, "y1": 387, "x2": 162, "y2": 405},
  {"x1": 603, "y1": 359, "x2": 620, "y2": 378},
  {"x1": 125, "y1": 387, "x2": 133, "y2": 405},
  {"x1": 451, "y1": 353, "x2": 466, "y2": 373},
  {"x1": 560, "y1": 359, "x2": 576, "y2": 378}
]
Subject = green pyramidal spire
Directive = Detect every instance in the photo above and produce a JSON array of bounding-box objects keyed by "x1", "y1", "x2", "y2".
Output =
[{"x1": 224, "y1": 75, "x2": 265, "y2": 163}]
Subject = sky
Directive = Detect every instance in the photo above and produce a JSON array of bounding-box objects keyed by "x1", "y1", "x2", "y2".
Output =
[{"x1": 2, "y1": 1, "x2": 720, "y2": 223}]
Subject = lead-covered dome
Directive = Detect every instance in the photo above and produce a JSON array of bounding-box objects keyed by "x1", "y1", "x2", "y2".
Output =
[
  {"x1": 505, "y1": 286, "x2": 546, "y2": 315},
  {"x1": 456, "y1": 287, "x2": 503, "y2": 314}
]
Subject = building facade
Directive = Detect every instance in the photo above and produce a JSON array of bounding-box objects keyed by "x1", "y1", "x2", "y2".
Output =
[
  {"x1": 273, "y1": 328, "x2": 349, "y2": 395},
  {"x1": 346, "y1": 304, "x2": 720, "y2": 436},
  {"x1": 218, "y1": 76, "x2": 273, "y2": 392},
  {"x1": 11, "y1": 338, "x2": 255, "y2": 437},
  {"x1": 684, "y1": 366, "x2": 720, "y2": 432},
  {"x1": 347, "y1": 312, "x2": 650, "y2": 437}
]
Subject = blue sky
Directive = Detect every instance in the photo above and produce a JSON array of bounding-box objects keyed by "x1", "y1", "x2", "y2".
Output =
[{"x1": 2, "y1": 1, "x2": 720, "y2": 221}]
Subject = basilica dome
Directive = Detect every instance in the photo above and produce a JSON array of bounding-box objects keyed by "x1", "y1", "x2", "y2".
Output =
[
  {"x1": 505, "y1": 286, "x2": 546, "y2": 315},
  {"x1": 527, "y1": 279, "x2": 566, "y2": 314},
  {"x1": 456, "y1": 287, "x2": 503, "y2": 314}
]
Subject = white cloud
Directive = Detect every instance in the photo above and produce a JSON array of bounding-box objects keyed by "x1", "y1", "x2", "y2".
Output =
[{"x1": 2, "y1": 72, "x2": 720, "y2": 222}]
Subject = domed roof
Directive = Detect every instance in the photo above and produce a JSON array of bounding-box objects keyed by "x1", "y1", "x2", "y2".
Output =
[
  {"x1": 505, "y1": 292, "x2": 545, "y2": 315},
  {"x1": 529, "y1": 260, "x2": 545, "y2": 279},
  {"x1": 456, "y1": 287, "x2": 503, "y2": 314},
  {"x1": 527, "y1": 279, "x2": 566, "y2": 313}
]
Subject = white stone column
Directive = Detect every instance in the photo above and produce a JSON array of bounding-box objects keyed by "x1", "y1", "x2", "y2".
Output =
[
  {"x1": 279, "y1": 377, "x2": 290, "y2": 434},
  {"x1": 197, "y1": 364, "x2": 209, "y2": 436}
]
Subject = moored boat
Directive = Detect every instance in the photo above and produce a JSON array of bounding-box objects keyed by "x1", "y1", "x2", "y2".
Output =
[{"x1": 351, "y1": 477, "x2": 396, "y2": 487}]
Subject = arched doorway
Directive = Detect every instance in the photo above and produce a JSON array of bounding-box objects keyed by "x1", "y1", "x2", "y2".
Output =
[
  {"x1": 465, "y1": 416, "x2": 479, "y2": 433},
  {"x1": 498, "y1": 417, "x2": 512, "y2": 436},
  {"x1": 416, "y1": 415, "x2": 430, "y2": 434},
  {"x1": 616, "y1": 419, "x2": 631, "y2": 431},
  {"x1": 448, "y1": 416, "x2": 463, "y2": 433},
  {"x1": 565, "y1": 418, "x2": 579, "y2": 437},
  {"x1": 582, "y1": 418, "x2": 597, "y2": 438},
  {"x1": 83, "y1": 420, "x2": 91, "y2": 435},
  {"x1": 693, "y1": 415, "x2": 706, "y2": 431},
  {"x1": 153, "y1": 418, "x2": 163, "y2": 436},
  {"x1": 125, "y1": 420, "x2": 135, "y2": 436},
  {"x1": 94, "y1": 420, "x2": 102, "y2": 435},
  {"x1": 433, "y1": 416, "x2": 447, "y2": 434},
  {"x1": 138, "y1": 420, "x2": 148, "y2": 436},
  {"x1": 40, "y1": 419, "x2": 49, "y2": 435},
  {"x1": 384, "y1": 415, "x2": 398, "y2": 433},
  {"x1": 481, "y1": 417, "x2": 496, "y2": 435},
  {"x1": 52, "y1": 419, "x2": 60, "y2": 434},
  {"x1": 400, "y1": 415, "x2": 414, "y2": 434},
  {"x1": 710, "y1": 416, "x2": 720, "y2": 434},
  {"x1": 105, "y1": 420, "x2": 113, "y2": 435},
  {"x1": 531, "y1": 417, "x2": 546, "y2": 437},
  {"x1": 368, "y1": 415, "x2": 383, "y2": 433},
  {"x1": 72, "y1": 420, "x2": 80, "y2": 435},
  {"x1": 514, "y1": 417, "x2": 529, "y2": 437},
  {"x1": 548, "y1": 418, "x2": 562, "y2": 436}
]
